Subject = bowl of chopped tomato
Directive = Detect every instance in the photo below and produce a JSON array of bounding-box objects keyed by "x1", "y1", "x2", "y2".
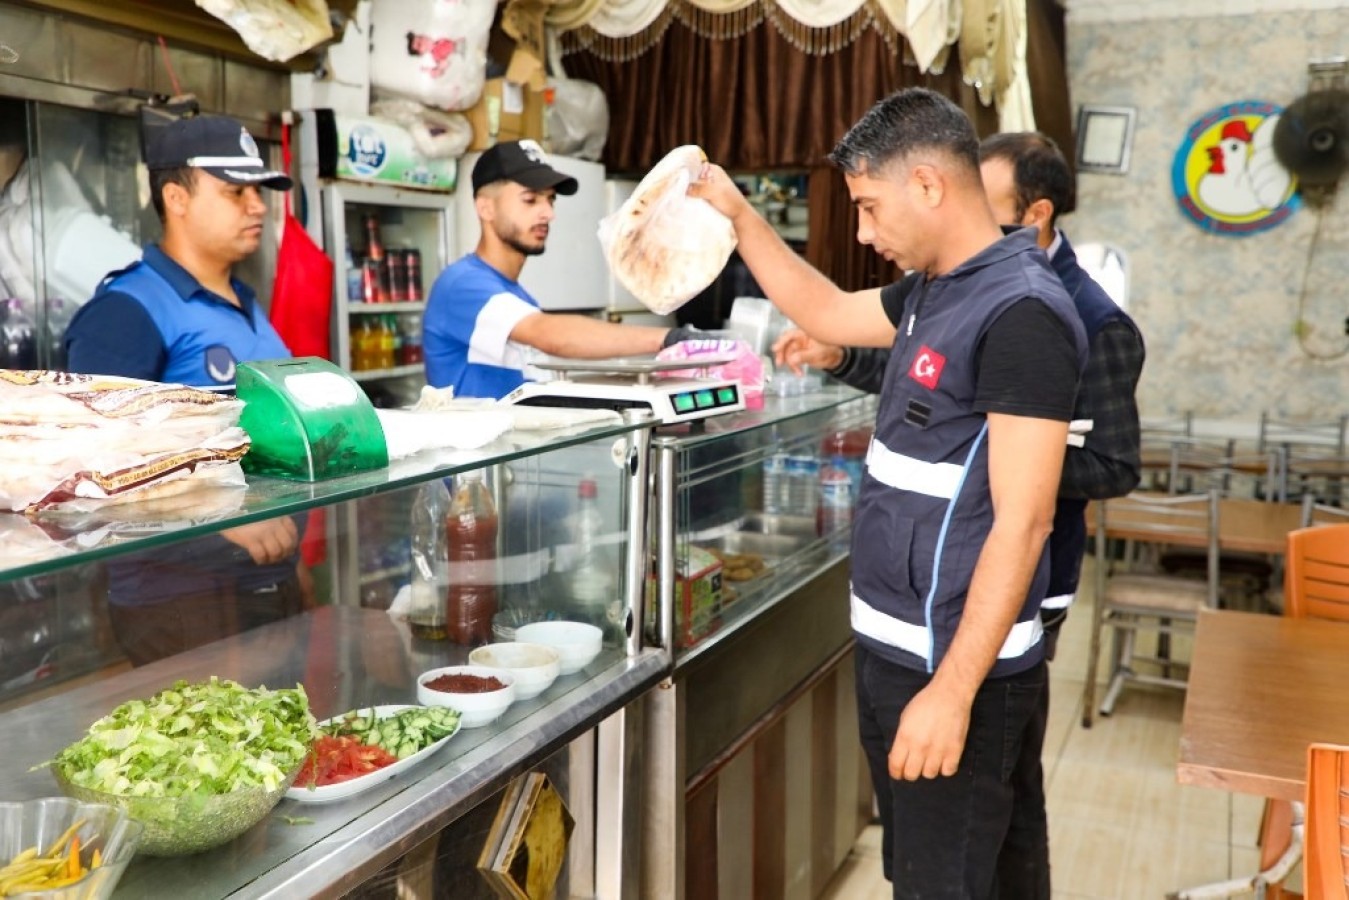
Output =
[
  {"x1": 416, "y1": 666, "x2": 516, "y2": 728},
  {"x1": 295, "y1": 735, "x2": 399, "y2": 789},
  {"x1": 285, "y1": 705, "x2": 461, "y2": 804}
]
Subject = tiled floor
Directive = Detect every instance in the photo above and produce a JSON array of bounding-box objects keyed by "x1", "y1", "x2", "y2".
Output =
[{"x1": 820, "y1": 558, "x2": 1299, "y2": 899}]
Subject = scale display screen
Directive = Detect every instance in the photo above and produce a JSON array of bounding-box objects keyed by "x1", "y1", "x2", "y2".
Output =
[{"x1": 672, "y1": 385, "x2": 739, "y2": 414}]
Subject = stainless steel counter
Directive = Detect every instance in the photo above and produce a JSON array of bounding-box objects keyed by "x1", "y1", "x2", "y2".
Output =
[{"x1": 2, "y1": 606, "x2": 666, "y2": 898}]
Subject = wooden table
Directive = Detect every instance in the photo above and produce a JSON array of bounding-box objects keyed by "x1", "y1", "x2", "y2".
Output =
[
  {"x1": 1086, "y1": 495, "x2": 1304, "y2": 556},
  {"x1": 1178, "y1": 609, "x2": 1349, "y2": 801}
]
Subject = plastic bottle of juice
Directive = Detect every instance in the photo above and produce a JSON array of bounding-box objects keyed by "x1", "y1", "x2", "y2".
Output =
[{"x1": 445, "y1": 470, "x2": 499, "y2": 646}]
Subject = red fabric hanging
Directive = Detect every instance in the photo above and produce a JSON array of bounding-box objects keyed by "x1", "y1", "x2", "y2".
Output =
[{"x1": 268, "y1": 122, "x2": 333, "y2": 360}]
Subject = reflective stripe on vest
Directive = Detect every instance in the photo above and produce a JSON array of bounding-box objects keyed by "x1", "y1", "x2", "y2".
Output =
[
  {"x1": 1041, "y1": 592, "x2": 1075, "y2": 610},
  {"x1": 851, "y1": 591, "x2": 1044, "y2": 662},
  {"x1": 866, "y1": 438, "x2": 965, "y2": 500}
]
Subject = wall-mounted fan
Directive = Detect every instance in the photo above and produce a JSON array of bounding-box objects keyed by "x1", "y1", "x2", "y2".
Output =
[{"x1": 1273, "y1": 58, "x2": 1349, "y2": 204}]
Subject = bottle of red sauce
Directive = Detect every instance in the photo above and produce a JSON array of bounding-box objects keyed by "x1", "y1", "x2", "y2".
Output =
[{"x1": 446, "y1": 470, "x2": 498, "y2": 645}]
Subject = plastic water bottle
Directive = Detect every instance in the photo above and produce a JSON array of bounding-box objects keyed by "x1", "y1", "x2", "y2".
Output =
[
  {"x1": 822, "y1": 424, "x2": 872, "y2": 505},
  {"x1": 786, "y1": 454, "x2": 820, "y2": 519},
  {"x1": 763, "y1": 452, "x2": 789, "y2": 515},
  {"x1": 566, "y1": 477, "x2": 618, "y2": 625},
  {"x1": 817, "y1": 457, "x2": 855, "y2": 550}
]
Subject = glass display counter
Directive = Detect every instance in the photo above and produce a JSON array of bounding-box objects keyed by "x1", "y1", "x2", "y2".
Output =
[
  {"x1": 640, "y1": 386, "x2": 878, "y2": 899},
  {"x1": 0, "y1": 415, "x2": 662, "y2": 898}
]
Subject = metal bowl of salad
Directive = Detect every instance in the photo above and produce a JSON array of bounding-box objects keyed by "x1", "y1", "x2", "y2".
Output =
[{"x1": 48, "y1": 677, "x2": 317, "y2": 857}]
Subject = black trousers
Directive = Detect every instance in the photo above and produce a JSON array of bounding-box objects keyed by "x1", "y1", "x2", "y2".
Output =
[{"x1": 855, "y1": 644, "x2": 1050, "y2": 899}]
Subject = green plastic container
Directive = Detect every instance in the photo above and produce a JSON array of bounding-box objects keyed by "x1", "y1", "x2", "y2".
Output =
[{"x1": 236, "y1": 358, "x2": 388, "y2": 481}]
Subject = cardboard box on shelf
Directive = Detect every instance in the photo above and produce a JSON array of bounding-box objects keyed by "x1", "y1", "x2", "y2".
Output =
[
  {"x1": 466, "y1": 77, "x2": 546, "y2": 151},
  {"x1": 645, "y1": 544, "x2": 723, "y2": 649}
]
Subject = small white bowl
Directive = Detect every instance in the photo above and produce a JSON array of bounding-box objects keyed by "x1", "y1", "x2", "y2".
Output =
[
  {"x1": 513, "y1": 621, "x2": 604, "y2": 676},
  {"x1": 416, "y1": 665, "x2": 516, "y2": 729},
  {"x1": 468, "y1": 642, "x2": 561, "y2": 700}
]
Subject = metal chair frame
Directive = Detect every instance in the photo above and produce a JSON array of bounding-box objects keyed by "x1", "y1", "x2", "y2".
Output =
[{"x1": 1083, "y1": 490, "x2": 1221, "y2": 728}]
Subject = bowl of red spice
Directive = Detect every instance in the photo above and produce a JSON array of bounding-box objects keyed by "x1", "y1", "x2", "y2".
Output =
[{"x1": 416, "y1": 665, "x2": 516, "y2": 729}]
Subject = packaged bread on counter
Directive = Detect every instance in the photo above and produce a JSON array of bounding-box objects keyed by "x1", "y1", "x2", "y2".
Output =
[{"x1": 0, "y1": 369, "x2": 250, "y2": 513}]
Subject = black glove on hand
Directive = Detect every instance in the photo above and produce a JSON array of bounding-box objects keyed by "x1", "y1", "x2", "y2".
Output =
[{"x1": 662, "y1": 325, "x2": 707, "y2": 349}]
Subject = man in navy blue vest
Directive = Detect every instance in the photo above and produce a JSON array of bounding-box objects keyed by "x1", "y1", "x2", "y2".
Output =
[
  {"x1": 693, "y1": 91, "x2": 1086, "y2": 897},
  {"x1": 777, "y1": 132, "x2": 1145, "y2": 658},
  {"x1": 63, "y1": 115, "x2": 306, "y2": 664}
]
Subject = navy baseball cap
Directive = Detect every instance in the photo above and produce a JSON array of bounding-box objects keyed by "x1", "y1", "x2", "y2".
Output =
[
  {"x1": 146, "y1": 114, "x2": 292, "y2": 190},
  {"x1": 472, "y1": 140, "x2": 578, "y2": 196}
]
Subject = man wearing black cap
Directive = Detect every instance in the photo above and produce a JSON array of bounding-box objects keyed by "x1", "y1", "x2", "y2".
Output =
[
  {"x1": 63, "y1": 114, "x2": 307, "y2": 665},
  {"x1": 65, "y1": 114, "x2": 294, "y2": 387},
  {"x1": 424, "y1": 139, "x2": 692, "y2": 398}
]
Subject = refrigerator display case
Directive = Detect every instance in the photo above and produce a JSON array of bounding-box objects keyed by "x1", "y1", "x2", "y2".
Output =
[{"x1": 0, "y1": 414, "x2": 663, "y2": 898}]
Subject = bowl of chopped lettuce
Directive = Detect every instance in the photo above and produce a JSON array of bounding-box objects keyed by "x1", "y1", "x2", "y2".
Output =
[{"x1": 48, "y1": 677, "x2": 317, "y2": 857}]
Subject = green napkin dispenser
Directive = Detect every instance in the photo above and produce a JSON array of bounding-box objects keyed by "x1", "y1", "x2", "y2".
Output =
[{"x1": 236, "y1": 358, "x2": 388, "y2": 481}]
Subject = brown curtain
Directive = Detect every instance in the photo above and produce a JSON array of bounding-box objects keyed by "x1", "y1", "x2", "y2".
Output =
[
  {"x1": 566, "y1": 13, "x2": 1068, "y2": 291},
  {"x1": 1025, "y1": 0, "x2": 1074, "y2": 183}
]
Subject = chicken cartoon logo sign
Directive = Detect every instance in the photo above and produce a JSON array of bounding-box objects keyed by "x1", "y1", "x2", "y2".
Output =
[{"x1": 1172, "y1": 100, "x2": 1300, "y2": 236}]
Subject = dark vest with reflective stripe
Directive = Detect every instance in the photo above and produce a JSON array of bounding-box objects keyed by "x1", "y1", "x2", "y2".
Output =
[{"x1": 850, "y1": 229, "x2": 1086, "y2": 677}]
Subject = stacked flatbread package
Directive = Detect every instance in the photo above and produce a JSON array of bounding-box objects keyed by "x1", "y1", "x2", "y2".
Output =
[{"x1": 0, "y1": 370, "x2": 250, "y2": 513}]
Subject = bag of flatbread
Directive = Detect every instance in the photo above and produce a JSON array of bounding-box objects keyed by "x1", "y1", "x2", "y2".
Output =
[
  {"x1": 0, "y1": 370, "x2": 250, "y2": 513},
  {"x1": 599, "y1": 146, "x2": 737, "y2": 316}
]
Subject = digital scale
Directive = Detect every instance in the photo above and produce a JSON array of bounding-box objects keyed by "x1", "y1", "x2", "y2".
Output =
[{"x1": 500, "y1": 355, "x2": 745, "y2": 425}]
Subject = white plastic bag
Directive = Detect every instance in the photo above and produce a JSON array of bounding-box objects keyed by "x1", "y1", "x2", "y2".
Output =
[
  {"x1": 370, "y1": 95, "x2": 473, "y2": 159},
  {"x1": 546, "y1": 79, "x2": 609, "y2": 161},
  {"x1": 598, "y1": 145, "x2": 737, "y2": 316},
  {"x1": 369, "y1": 0, "x2": 496, "y2": 111},
  {"x1": 195, "y1": 0, "x2": 333, "y2": 63}
]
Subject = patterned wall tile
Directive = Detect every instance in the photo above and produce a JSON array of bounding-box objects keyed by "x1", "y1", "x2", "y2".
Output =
[{"x1": 1065, "y1": 9, "x2": 1349, "y2": 418}]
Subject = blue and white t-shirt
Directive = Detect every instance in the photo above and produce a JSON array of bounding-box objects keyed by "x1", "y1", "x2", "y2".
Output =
[{"x1": 423, "y1": 254, "x2": 547, "y2": 399}]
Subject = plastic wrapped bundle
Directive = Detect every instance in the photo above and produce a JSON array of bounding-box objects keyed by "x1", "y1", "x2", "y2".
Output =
[
  {"x1": 0, "y1": 370, "x2": 250, "y2": 512},
  {"x1": 598, "y1": 145, "x2": 737, "y2": 316}
]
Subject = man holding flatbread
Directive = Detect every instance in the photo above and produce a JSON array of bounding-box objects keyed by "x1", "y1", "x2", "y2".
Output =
[
  {"x1": 423, "y1": 140, "x2": 698, "y2": 399},
  {"x1": 690, "y1": 89, "x2": 1085, "y2": 897}
]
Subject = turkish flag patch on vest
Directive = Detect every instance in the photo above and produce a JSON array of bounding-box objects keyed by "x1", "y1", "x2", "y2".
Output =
[{"x1": 908, "y1": 345, "x2": 946, "y2": 390}]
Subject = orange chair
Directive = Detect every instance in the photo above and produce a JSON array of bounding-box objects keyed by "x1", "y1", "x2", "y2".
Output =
[
  {"x1": 1256, "y1": 524, "x2": 1349, "y2": 898},
  {"x1": 1304, "y1": 743, "x2": 1349, "y2": 899},
  {"x1": 1285, "y1": 523, "x2": 1349, "y2": 620}
]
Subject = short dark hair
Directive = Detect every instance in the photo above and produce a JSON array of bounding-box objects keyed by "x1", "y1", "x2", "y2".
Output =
[
  {"x1": 978, "y1": 131, "x2": 1076, "y2": 224},
  {"x1": 828, "y1": 88, "x2": 981, "y2": 179},
  {"x1": 149, "y1": 166, "x2": 197, "y2": 221}
]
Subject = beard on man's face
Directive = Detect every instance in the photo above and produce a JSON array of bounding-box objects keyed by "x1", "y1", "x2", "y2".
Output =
[
  {"x1": 504, "y1": 235, "x2": 547, "y2": 257},
  {"x1": 496, "y1": 220, "x2": 547, "y2": 257}
]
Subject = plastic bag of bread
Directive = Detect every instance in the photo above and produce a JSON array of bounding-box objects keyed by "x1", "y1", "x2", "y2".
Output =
[
  {"x1": 0, "y1": 370, "x2": 250, "y2": 513},
  {"x1": 598, "y1": 145, "x2": 737, "y2": 316}
]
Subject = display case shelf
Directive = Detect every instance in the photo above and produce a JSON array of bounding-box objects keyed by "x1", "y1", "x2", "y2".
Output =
[
  {"x1": 348, "y1": 301, "x2": 428, "y2": 314},
  {"x1": 0, "y1": 419, "x2": 645, "y2": 583},
  {"x1": 350, "y1": 363, "x2": 425, "y2": 382}
]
